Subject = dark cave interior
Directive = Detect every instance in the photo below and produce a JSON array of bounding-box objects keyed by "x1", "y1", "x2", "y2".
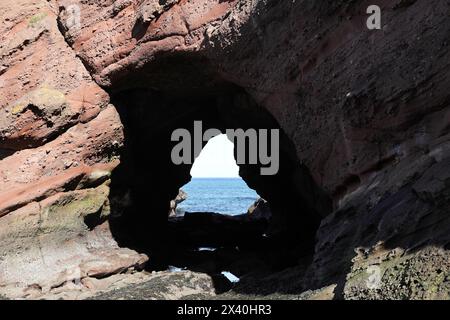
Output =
[{"x1": 104, "y1": 55, "x2": 332, "y2": 293}]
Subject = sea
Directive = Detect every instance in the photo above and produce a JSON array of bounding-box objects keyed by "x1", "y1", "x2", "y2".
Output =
[{"x1": 176, "y1": 178, "x2": 260, "y2": 216}]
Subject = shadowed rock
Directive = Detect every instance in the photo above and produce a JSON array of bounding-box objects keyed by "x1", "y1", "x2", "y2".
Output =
[{"x1": 0, "y1": 0, "x2": 449, "y2": 299}]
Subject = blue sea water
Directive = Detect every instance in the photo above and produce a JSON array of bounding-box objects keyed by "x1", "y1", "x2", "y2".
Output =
[{"x1": 177, "y1": 178, "x2": 260, "y2": 216}]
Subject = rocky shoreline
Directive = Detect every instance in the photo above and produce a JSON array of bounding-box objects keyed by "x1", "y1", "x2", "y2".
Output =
[{"x1": 0, "y1": 0, "x2": 449, "y2": 300}]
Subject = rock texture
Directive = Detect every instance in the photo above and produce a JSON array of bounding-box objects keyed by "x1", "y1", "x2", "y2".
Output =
[
  {"x1": 247, "y1": 198, "x2": 271, "y2": 221},
  {"x1": 0, "y1": 0, "x2": 449, "y2": 299},
  {"x1": 0, "y1": 0, "x2": 145, "y2": 298},
  {"x1": 169, "y1": 189, "x2": 187, "y2": 217},
  {"x1": 90, "y1": 270, "x2": 217, "y2": 300}
]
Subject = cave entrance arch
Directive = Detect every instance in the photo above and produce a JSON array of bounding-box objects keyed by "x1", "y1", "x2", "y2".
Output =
[{"x1": 103, "y1": 53, "x2": 331, "y2": 280}]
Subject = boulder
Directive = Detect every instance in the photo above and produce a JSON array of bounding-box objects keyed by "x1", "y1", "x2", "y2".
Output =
[
  {"x1": 168, "y1": 189, "x2": 187, "y2": 217},
  {"x1": 247, "y1": 198, "x2": 271, "y2": 221}
]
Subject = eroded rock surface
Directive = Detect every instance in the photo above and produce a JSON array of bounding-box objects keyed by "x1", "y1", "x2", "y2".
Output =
[
  {"x1": 0, "y1": 0, "x2": 143, "y2": 298},
  {"x1": 0, "y1": 0, "x2": 449, "y2": 299},
  {"x1": 169, "y1": 188, "x2": 187, "y2": 217}
]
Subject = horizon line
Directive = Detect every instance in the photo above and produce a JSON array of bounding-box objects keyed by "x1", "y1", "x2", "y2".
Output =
[{"x1": 190, "y1": 176, "x2": 241, "y2": 179}]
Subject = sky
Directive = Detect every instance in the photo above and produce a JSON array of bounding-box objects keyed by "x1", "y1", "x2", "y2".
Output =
[{"x1": 190, "y1": 134, "x2": 240, "y2": 178}]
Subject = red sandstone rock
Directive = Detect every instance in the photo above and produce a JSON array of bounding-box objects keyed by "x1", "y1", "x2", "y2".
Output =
[
  {"x1": 0, "y1": 0, "x2": 135, "y2": 298},
  {"x1": 0, "y1": 0, "x2": 449, "y2": 299}
]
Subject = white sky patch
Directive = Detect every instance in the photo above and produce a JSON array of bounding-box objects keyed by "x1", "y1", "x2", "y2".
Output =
[{"x1": 190, "y1": 134, "x2": 239, "y2": 178}]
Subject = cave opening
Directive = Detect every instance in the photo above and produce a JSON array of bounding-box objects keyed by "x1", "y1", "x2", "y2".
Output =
[
  {"x1": 175, "y1": 133, "x2": 260, "y2": 217},
  {"x1": 103, "y1": 55, "x2": 332, "y2": 292}
]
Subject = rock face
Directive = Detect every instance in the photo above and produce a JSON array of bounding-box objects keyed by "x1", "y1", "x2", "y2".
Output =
[
  {"x1": 90, "y1": 270, "x2": 217, "y2": 300},
  {"x1": 0, "y1": 0, "x2": 449, "y2": 299},
  {"x1": 169, "y1": 189, "x2": 187, "y2": 217},
  {"x1": 247, "y1": 198, "x2": 271, "y2": 221},
  {"x1": 0, "y1": 0, "x2": 145, "y2": 298}
]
